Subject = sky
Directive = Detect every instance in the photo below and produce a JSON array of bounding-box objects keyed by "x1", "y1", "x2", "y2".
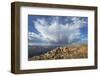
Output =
[{"x1": 28, "y1": 15, "x2": 88, "y2": 46}]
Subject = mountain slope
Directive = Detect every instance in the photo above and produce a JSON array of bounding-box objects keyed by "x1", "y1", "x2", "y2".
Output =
[{"x1": 29, "y1": 44, "x2": 88, "y2": 60}]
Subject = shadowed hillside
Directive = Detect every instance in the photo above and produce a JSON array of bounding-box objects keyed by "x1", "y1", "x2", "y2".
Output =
[{"x1": 29, "y1": 44, "x2": 88, "y2": 61}]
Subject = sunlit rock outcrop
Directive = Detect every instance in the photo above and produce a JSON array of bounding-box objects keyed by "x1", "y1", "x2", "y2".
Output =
[{"x1": 29, "y1": 45, "x2": 87, "y2": 61}]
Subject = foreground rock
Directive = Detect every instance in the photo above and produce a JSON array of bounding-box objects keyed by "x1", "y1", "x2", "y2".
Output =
[{"x1": 29, "y1": 45, "x2": 88, "y2": 60}]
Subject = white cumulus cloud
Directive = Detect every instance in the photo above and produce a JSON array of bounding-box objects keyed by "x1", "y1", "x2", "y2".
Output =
[{"x1": 28, "y1": 16, "x2": 87, "y2": 45}]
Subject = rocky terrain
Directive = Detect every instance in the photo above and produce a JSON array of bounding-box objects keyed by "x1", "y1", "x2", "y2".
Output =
[{"x1": 29, "y1": 44, "x2": 88, "y2": 61}]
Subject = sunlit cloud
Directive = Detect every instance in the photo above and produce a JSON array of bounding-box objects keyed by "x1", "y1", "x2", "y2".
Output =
[{"x1": 28, "y1": 16, "x2": 88, "y2": 46}]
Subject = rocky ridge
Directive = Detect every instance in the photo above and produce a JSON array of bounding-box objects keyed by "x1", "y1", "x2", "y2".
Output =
[{"x1": 29, "y1": 45, "x2": 87, "y2": 60}]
